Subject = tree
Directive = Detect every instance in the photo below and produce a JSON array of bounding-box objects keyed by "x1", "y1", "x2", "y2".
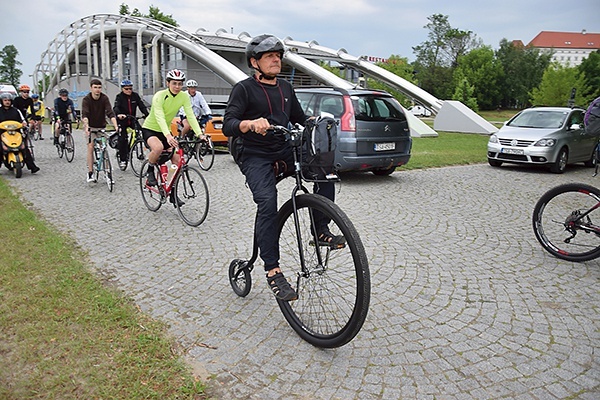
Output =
[
  {"x1": 530, "y1": 63, "x2": 586, "y2": 107},
  {"x1": 412, "y1": 14, "x2": 482, "y2": 100},
  {"x1": 366, "y1": 55, "x2": 417, "y2": 107},
  {"x1": 0, "y1": 45, "x2": 22, "y2": 87},
  {"x1": 578, "y1": 50, "x2": 600, "y2": 101},
  {"x1": 452, "y1": 74, "x2": 479, "y2": 111},
  {"x1": 454, "y1": 46, "x2": 503, "y2": 110},
  {"x1": 119, "y1": 3, "x2": 178, "y2": 26},
  {"x1": 495, "y1": 39, "x2": 552, "y2": 109}
]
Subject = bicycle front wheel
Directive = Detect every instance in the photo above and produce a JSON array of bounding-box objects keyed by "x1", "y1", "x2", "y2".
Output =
[
  {"x1": 139, "y1": 161, "x2": 163, "y2": 211},
  {"x1": 102, "y1": 150, "x2": 113, "y2": 192},
  {"x1": 64, "y1": 133, "x2": 75, "y2": 163},
  {"x1": 277, "y1": 194, "x2": 370, "y2": 348},
  {"x1": 56, "y1": 140, "x2": 64, "y2": 158},
  {"x1": 129, "y1": 139, "x2": 149, "y2": 177},
  {"x1": 533, "y1": 183, "x2": 600, "y2": 262},
  {"x1": 27, "y1": 135, "x2": 34, "y2": 161},
  {"x1": 195, "y1": 137, "x2": 215, "y2": 171},
  {"x1": 174, "y1": 165, "x2": 209, "y2": 227}
]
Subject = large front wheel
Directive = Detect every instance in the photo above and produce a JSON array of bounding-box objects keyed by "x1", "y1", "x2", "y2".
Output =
[
  {"x1": 174, "y1": 165, "x2": 210, "y2": 227},
  {"x1": 532, "y1": 183, "x2": 600, "y2": 262},
  {"x1": 276, "y1": 194, "x2": 370, "y2": 348}
]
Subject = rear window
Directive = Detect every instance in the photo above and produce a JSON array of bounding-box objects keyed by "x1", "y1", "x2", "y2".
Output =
[{"x1": 353, "y1": 95, "x2": 405, "y2": 121}]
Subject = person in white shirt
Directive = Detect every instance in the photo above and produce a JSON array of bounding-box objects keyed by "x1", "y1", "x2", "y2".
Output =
[{"x1": 179, "y1": 79, "x2": 211, "y2": 138}]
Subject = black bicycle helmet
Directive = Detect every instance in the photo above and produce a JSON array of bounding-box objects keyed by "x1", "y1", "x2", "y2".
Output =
[
  {"x1": 58, "y1": 88, "x2": 69, "y2": 96},
  {"x1": 245, "y1": 34, "x2": 284, "y2": 68}
]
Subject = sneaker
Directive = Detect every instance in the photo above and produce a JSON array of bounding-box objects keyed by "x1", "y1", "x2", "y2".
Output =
[
  {"x1": 39, "y1": 137, "x2": 44, "y2": 140},
  {"x1": 266, "y1": 271, "x2": 298, "y2": 301},
  {"x1": 30, "y1": 165, "x2": 40, "y2": 174},
  {"x1": 119, "y1": 161, "x2": 127, "y2": 170},
  {"x1": 146, "y1": 170, "x2": 157, "y2": 186},
  {"x1": 169, "y1": 192, "x2": 185, "y2": 208},
  {"x1": 87, "y1": 172, "x2": 96, "y2": 183},
  {"x1": 53, "y1": 137, "x2": 59, "y2": 145}
]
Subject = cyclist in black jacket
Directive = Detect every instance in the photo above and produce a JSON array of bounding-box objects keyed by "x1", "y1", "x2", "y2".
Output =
[
  {"x1": 223, "y1": 34, "x2": 343, "y2": 301},
  {"x1": 12, "y1": 85, "x2": 34, "y2": 125},
  {"x1": 50, "y1": 88, "x2": 77, "y2": 145},
  {"x1": 113, "y1": 79, "x2": 149, "y2": 169}
]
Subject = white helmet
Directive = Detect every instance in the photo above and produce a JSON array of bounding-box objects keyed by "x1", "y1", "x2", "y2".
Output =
[
  {"x1": 166, "y1": 69, "x2": 186, "y2": 82},
  {"x1": 186, "y1": 79, "x2": 198, "y2": 88}
]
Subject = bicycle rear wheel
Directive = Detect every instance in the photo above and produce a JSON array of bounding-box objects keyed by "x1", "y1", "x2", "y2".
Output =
[
  {"x1": 139, "y1": 161, "x2": 163, "y2": 211},
  {"x1": 195, "y1": 137, "x2": 215, "y2": 171},
  {"x1": 27, "y1": 134, "x2": 34, "y2": 161},
  {"x1": 174, "y1": 165, "x2": 209, "y2": 227},
  {"x1": 129, "y1": 139, "x2": 149, "y2": 177},
  {"x1": 276, "y1": 193, "x2": 370, "y2": 348},
  {"x1": 532, "y1": 183, "x2": 600, "y2": 262},
  {"x1": 64, "y1": 133, "x2": 75, "y2": 163}
]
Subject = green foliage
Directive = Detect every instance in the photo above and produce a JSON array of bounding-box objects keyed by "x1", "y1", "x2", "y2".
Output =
[
  {"x1": 530, "y1": 63, "x2": 587, "y2": 107},
  {"x1": 454, "y1": 46, "x2": 503, "y2": 110},
  {"x1": 0, "y1": 45, "x2": 22, "y2": 87},
  {"x1": 366, "y1": 55, "x2": 417, "y2": 107},
  {"x1": 495, "y1": 39, "x2": 552, "y2": 108},
  {"x1": 118, "y1": 2, "x2": 178, "y2": 26},
  {"x1": 577, "y1": 50, "x2": 600, "y2": 100},
  {"x1": 412, "y1": 14, "x2": 482, "y2": 100},
  {"x1": 452, "y1": 74, "x2": 479, "y2": 111}
]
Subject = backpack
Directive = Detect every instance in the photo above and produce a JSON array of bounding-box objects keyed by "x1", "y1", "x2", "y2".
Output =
[
  {"x1": 303, "y1": 116, "x2": 338, "y2": 179},
  {"x1": 585, "y1": 96, "x2": 600, "y2": 136}
]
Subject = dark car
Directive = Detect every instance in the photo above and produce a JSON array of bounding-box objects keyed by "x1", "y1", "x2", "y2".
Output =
[
  {"x1": 295, "y1": 86, "x2": 412, "y2": 175},
  {"x1": 487, "y1": 106, "x2": 595, "y2": 173}
]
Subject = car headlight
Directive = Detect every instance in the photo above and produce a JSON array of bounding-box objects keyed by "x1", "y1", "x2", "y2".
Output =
[
  {"x1": 533, "y1": 138, "x2": 556, "y2": 147},
  {"x1": 488, "y1": 134, "x2": 498, "y2": 144}
]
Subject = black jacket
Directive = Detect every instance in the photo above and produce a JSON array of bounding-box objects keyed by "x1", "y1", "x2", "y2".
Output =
[
  {"x1": 0, "y1": 106, "x2": 25, "y2": 124},
  {"x1": 223, "y1": 76, "x2": 306, "y2": 155},
  {"x1": 113, "y1": 91, "x2": 149, "y2": 125}
]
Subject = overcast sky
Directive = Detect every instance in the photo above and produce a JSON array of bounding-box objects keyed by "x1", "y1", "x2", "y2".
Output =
[{"x1": 2, "y1": 0, "x2": 599, "y2": 87}]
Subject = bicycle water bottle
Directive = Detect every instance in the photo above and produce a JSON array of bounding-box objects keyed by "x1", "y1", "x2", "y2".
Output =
[
  {"x1": 160, "y1": 164, "x2": 168, "y2": 184},
  {"x1": 167, "y1": 163, "x2": 177, "y2": 183}
]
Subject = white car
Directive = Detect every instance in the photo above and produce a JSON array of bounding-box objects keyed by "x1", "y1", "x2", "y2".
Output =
[{"x1": 408, "y1": 105, "x2": 432, "y2": 117}]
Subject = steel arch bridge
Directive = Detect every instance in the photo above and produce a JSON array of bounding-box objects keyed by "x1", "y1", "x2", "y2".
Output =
[{"x1": 34, "y1": 13, "x2": 495, "y2": 135}]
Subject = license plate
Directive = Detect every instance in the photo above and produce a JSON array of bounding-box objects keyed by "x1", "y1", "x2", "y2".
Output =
[
  {"x1": 501, "y1": 148, "x2": 524, "y2": 155},
  {"x1": 374, "y1": 142, "x2": 395, "y2": 151},
  {"x1": 213, "y1": 122, "x2": 223, "y2": 130}
]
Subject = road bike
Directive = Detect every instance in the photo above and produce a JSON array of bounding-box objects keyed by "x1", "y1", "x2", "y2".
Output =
[
  {"x1": 90, "y1": 129, "x2": 114, "y2": 192},
  {"x1": 227, "y1": 124, "x2": 370, "y2": 348},
  {"x1": 127, "y1": 116, "x2": 149, "y2": 177},
  {"x1": 175, "y1": 115, "x2": 215, "y2": 171},
  {"x1": 139, "y1": 139, "x2": 209, "y2": 227},
  {"x1": 54, "y1": 118, "x2": 75, "y2": 163}
]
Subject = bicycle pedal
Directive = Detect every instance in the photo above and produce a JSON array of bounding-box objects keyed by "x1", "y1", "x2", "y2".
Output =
[{"x1": 309, "y1": 239, "x2": 346, "y2": 250}]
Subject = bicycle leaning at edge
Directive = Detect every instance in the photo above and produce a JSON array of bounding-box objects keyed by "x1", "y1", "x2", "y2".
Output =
[
  {"x1": 227, "y1": 124, "x2": 370, "y2": 348},
  {"x1": 139, "y1": 138, "x2": 210, "y2": 227},
  {"x1": 532, "y1": 143, "x2": 600, "y2": 261},
  {"x1": 90, "y1": 129, "x2": 114, "y2": 192}
]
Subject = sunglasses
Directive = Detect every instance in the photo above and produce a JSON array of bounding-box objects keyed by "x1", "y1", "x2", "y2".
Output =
[
  {"x1": 22, "y1": 91, "x2": 30, "y2": 93},
  {"x1": 123, "y1": 87, "x2": 133, "y2": 90}
]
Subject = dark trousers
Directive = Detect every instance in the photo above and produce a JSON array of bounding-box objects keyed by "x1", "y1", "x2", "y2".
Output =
[
  {"x1": 117, "y1": 121, "x2": 130, "y2": 162},
  {"x1": 240, "y1": 148, "x2": 334, "y2": 271}
]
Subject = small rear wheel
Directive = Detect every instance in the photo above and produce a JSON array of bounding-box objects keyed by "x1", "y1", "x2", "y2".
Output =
[
  {"x1": 228, "y1": 259, "x2": 252, "y2": 297},
  {"x1": 174, "y1": 165, "x2": 209, "y2": 227},
  {"x1": 65, "y1": 133, "x2": 75, "y2": 163},
  {"x1": 139, "y1": 161, "x2": 163, "y2": 211}
]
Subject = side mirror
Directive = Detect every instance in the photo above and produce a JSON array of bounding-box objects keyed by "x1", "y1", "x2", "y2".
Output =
[{"x1": 569, "y1": 123, "x2": 581, "y2": 131}]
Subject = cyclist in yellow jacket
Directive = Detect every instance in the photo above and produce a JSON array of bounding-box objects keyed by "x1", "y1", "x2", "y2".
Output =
[{"x1": 142, "y1": 69, "x2": 202, "y2": 204}]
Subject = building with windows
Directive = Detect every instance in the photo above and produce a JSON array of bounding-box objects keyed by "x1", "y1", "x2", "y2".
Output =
[{"x1": 528, "y1": 30, "x2": 600, "y2": 67}]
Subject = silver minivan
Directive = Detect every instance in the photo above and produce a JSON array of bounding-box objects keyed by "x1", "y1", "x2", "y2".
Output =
[{"x1": 295, "y1": 86, "x2": 412, "y2": 175}]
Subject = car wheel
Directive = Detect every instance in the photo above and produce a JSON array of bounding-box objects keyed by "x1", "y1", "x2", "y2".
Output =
[
  {"x1": 372, "y1": 166, "x2": 396, "y2": 176},
  {"x1": 488, "y1": 159, "x2": 503, "y2": 167},
  {"x1": 550, "y1": 148, "x2": 568, "y2": 174}
]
